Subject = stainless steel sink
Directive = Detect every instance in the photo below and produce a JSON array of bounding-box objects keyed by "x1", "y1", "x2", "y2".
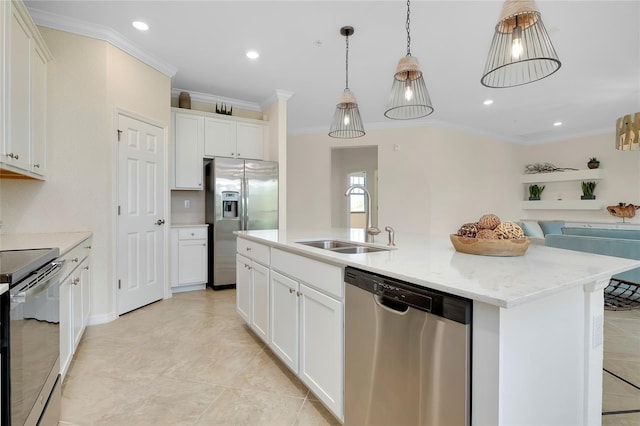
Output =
[
  {"x1": 297, "y1": 240, "x2": 354, "y2": 249},
  {"x1": 295, "y1": 240, "x2": 391, "y2": 254},
  {"x1": 330, "y1": 246, "x2": 388, "y2": 254}
]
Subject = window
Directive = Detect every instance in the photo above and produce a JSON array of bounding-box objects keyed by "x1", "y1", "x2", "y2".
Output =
[{"x1": 349, "y1": 173, "x2": 366, "y2": 213}]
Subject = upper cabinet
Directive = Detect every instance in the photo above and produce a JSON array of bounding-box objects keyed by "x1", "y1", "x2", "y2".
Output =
[
  {"x1": 171, "y1": 107, "x2": 268, "y2": 189},
  {"x1": 0, "y1": 0, "x2": 52, "y2": 179}
]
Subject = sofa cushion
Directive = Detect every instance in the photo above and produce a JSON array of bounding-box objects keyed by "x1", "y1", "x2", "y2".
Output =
[
  {"x1": 520, "y1": 221, "x2": 545, "y2": 239},
  {"x1": 561, "y1": 227, "x2": 640, "y2": 241},
  {"x1": 538, "y1": 220, "x2": 565, "y2": 235}
]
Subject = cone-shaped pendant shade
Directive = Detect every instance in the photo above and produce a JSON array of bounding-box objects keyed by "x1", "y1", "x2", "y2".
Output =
[
  {"x1": 616, "y1": 113, "x2": 640, "y2": 151},
  {"x1": 481, "y1": 0, "x2": 561, "y2": 88},
  {"x1": 329, "y1": 89, "x2": 365, "y2": 139},
  {"x1": 385, "y1": 56, "x2": 434, "y2": 119}
]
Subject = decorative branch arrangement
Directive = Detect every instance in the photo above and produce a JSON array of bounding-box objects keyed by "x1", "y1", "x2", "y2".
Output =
[
  {"x1": 524, "y1": 163, "x2": 578, "y2": 174},
  {"x1": 215, "y1": 103, "x2": 233, "y2": 116}
]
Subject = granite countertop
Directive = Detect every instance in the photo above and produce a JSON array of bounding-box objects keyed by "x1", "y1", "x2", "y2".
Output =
[
  {"x1": 0, "y1": 231, "x2": 93, "y2": 255},
  {"x1": 236, "y1": 229, "x2": 640, "y2": 308}
]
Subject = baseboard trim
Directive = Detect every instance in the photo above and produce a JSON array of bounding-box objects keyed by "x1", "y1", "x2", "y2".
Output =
[{"x1": 87, "y1": 312, "x2": 118, "y2": 325}]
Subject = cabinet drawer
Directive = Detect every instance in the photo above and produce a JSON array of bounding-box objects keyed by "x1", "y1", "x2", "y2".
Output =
[
  {"x1": 178, "y1": 227, "x2": 208, "y2": 240},
  {"x1": 59, "y1": 238, "x2": 92, "y2": 279},
  {"x1": 271, "y1": 249, "x2": 344, "y2": 299},
  {"x1": 237, "y1": 238, "x2": 270, "y2": 265}
]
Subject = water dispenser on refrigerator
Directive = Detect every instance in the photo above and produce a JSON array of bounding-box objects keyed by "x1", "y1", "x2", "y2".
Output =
[{"x1": 222, "y1": 191, "x2": 239, "y2": 218}]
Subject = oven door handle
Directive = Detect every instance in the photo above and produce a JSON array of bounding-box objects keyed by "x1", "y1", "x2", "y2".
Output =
[{"x1": 10, "y1": 261, "x2": 64, "y2": 305}]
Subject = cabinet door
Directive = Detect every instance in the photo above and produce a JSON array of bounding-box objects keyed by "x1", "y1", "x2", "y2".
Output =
[
  {"x1": 250, "y1": 262, "x2": 269, "y2": 342},
  {"x1": 30, "y1": 44, "x2": 47, "y2": 175},
  {"x1": 270, "y1": 271, "x2": 299, "y2": 373},
  {"x1": 236, "y1": 255, "x2": 251, "y2": 323},
  {"x1": 81, "y1": 260, "x2": 91, "y2": 328},
  {"x1": 177, "y1": 239, "x2": 207, "y2": 285},
  {"x1": 173, "y1": 112, "x2": 203, "y2": 189},
  {"x1": 6, "y1": 5, "x2": 31, "y2": 170},
  {"x1": 204, "y1": 117, "x2": 236, "y2": 158},
  {"x1": 236, "y1": 122, "x2": 264, "y2": 160},
  {"x1": 59, "y1": 276, "x2": 73, "y2": 379},
  {"x1": 299, "y1": 283, "x2": 344, "y2": 420},
  {"x1": 72, "y1": 270, "x2": 83, "y2": 351}
]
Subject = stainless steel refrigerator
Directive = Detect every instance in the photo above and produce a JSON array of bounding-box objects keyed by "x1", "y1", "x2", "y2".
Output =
[{"x1": 204, "y1": 158, "x2": 278, "y2": 288}]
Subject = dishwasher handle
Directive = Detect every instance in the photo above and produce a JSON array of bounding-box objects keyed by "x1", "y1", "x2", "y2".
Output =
[{"x1": 374, "y1": 294, "x2": 410, "y2": 314}]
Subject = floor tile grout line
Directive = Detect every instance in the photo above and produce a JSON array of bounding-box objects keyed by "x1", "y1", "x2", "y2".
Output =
[
  {"x1": 291, "y1": 390, "x2": 310, "y2": 425},
  {"x1": 603, "y1": 368, "x2": 640, "y2": 391}
]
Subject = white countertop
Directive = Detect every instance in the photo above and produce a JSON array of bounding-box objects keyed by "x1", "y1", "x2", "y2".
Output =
[
  {"x1": 1, "y1": 231, "x2": 93, "y2": 255},
  {"x1": 171, "y1": 224, "x2": 209, "y2": 228},
  {"x1": 236, "y1": 229, "x2": 640, "y2": 308}
]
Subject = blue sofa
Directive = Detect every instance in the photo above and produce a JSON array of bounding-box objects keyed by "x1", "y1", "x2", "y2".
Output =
[{"x1": 543, "y1": 224, "x2": 640, "y2": 284}]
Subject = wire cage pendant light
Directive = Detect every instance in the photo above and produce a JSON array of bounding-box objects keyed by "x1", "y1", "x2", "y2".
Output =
[
  {"x1": 481, "y1": 0, "x2": 561, "y2": 88},
  {"x1": 329, "y1": 26, "x2": 365, "y2": 139},
  {"x1": 616, "y1": 113, "x2": 640, "y2": 151},
  {"x1": 384, "y1": 0, "x2": 433, "y2": 120}
]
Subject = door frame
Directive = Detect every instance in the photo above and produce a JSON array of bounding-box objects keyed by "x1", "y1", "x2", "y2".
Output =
[{"x1": 112, "y1": 108, "x2": 170, "y2": 318}]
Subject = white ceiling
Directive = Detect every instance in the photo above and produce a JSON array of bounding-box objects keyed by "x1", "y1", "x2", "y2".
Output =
[{"x1": 25, "y1": 0, "x2": 640, "y2": 144}]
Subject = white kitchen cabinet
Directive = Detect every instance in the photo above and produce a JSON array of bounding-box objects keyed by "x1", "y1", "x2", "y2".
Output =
[
  {"x1": 269, "y1": 247, "x2": 344, "y2": 421},
  {"x1": 59, "y1": 236, "x2": 92, "y2": 380},
  {"x1": 0, "y1": 0, "x2": 52, "y2": 179},
  {"x1": 270, "y1": 270, "x2": 299, "y2": 373},
  {"x1": 172, "y1": 111, "x2": 204, "y2": 189},
  {"x1": 201, "y1": 114, "x2": 266, "y2": 160},
  {"x1": 236, "y1": 240, "x2": 271, "y2": 342},
  {"x1": 299, "y1": 282, "x2": 343, "y2": 418},
  {"x1": 170, "y1": 226, "x2": 208, "y2": 292},
  {"x1": 236, "y1": 254, "x2": 252, "y2": 323}
]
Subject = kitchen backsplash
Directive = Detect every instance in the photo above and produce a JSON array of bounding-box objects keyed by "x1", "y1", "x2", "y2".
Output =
[{"x1": 171, "y1": 190, "x2": 206, "y2": 225}]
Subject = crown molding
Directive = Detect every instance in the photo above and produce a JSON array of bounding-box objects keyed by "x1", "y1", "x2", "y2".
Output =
[
  {"x1": 27, "y1": 8, "x2": 177, "y2": 78},
  {"x1": 260, "y1": 90, "x2": 295, "y2": 110},
  {"x1": 171, "y1": 89, "x2": 262, "y2": 112}
]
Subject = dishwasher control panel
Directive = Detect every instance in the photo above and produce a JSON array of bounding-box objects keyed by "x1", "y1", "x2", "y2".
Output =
[{"x1": 345, "y1": 266, "x2": 471, "y2": 324}]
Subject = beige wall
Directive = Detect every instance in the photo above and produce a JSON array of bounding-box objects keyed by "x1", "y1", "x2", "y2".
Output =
[
  {"x1": 519, "y1": 132, "x2": 640, "y2": 223},
  {"x1": 288, "y1": 126, "x2": 522, "y2": 235},
  {"x1": 0, "y1": 28, "x2": 171, "y2": 322}
]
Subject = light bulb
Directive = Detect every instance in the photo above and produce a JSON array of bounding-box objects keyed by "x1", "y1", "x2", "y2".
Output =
[
  {"x1": 344, "y1": 114, "x2": 350, "y2": 126},
  {"x1": 404, "y1": 84, "x2": 413, "y2": 102},
  {"x1": 511, "y1": 25, "x2": 523, "y2": 59}
]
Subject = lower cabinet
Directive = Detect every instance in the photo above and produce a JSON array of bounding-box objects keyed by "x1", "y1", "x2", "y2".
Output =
[
  {"x1": 59, "y1": 237, "x2": 92, "y2": 380},
  {"x1": 236, "y1": 253, "x2": 269, "y2": 342},
  {"x1": 170, "y1": 226, "x2": 208, "y2": 292},
  {"x1": 269, "y1": 270, "x2": 344, "y2": 421}
]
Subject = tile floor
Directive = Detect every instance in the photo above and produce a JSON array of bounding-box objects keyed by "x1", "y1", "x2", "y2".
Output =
[
  {"x1": 602, "y1": 308, "x2": 640, "y2": 426},
  {"x1": 59, "y1": 289, "x2": 340, "y2": 426},
  {"x1": 60, "y1": 288, "x2": 640, "y2": 426}
]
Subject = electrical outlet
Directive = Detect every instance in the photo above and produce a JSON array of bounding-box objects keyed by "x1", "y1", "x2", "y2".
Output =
[{"x1": 184, "y1": 199, "x2": 191, "y2": 209}]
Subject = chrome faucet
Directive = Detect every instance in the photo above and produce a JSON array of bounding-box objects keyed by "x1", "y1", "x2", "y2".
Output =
[{"x1": 345, "y1": 184, "x2": 380, "y2": 243}]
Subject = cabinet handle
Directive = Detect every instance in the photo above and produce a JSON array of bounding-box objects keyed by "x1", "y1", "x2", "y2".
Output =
[
  {"x1": 191, "y1": 233, "x2": 195, "y2": 236},
  {"x1": 296, "y1": 291, "x2": 302, "y2": 297},
  {"x1": 84, "y1": 266, "x2": 89, "y2": 270},
  {"x1": 246, "y1": 247, "x2": 252, "y2": 251},
  {"x1": 33, "y1": 164, "x2": 40, "y2": 168},
  {"x1": 72, "y1": 278, "x2": 80, "y2": 286},
  {"x1": 202, "y1": 244, "x2": 206, "y2": 246},
  {"x1": 85, "y1": 245, "x2": 92, "y2": 249},
  {"x1": 231, "y1": 153, "x2": 234, "y2": 156},
  {"x1": 237, "y1": 153, "x2": 241, "y2": 157},
  {"x1": 289, "y1": 288, "x2": 295, "y2": 294},
  {"x1": 71, "y1": 257, "x2": 79, "y2": 263},
  {"x1": 6, "y1": 153, "x2": 18, "y2": 160}
]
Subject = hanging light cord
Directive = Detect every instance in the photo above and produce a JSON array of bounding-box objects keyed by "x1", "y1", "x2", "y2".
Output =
[
  {"x1": 345, "y1": 34, "x2": 350, "y2": 90},
  {"x1": 406, "y1": 0, "x2": 411, "y2": 56}
]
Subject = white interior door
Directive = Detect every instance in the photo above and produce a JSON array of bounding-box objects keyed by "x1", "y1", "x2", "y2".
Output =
[{"x1": 117, "y1": 114, "x2": 166, "y2": 315}]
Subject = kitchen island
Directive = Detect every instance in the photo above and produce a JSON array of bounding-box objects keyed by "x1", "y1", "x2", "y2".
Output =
[{"x1": 236, "y1": 229, "x2": 640, "y2": 426}]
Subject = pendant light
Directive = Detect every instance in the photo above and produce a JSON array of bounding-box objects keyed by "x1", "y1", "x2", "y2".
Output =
[
  {"x1": 329, "y1": 26, "x2": 365, "y2": 139},
  {"x1": 616, "y1": 113, "x2": 640, "y2": 151},
  {"x1": 481, "y1": 0, "x2": 561, "y2": 88},
  {"x1": 384, "y1": 0, "x2": 433, "y2": 120}
]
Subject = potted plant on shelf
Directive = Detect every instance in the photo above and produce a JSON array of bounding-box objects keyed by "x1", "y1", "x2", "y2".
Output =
[
  {"x1": 581, "y1": 181, "x2": 597, "y2": 200},
  {"x1": 528, "y1": 184, "x2": 545, "y2": 201},
  {"x1": 587, "y1": 157, "x2": 600, "y2": 169}
]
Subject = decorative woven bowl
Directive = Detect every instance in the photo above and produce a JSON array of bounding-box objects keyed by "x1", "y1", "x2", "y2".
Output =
[{"x1": 450, "y1": 234, "x2": 530, "y2": 257}]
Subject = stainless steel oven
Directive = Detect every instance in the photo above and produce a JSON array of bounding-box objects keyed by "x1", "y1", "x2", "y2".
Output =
[{"x1": 1, "y1": 248, "x2": 62, "y2": 426}]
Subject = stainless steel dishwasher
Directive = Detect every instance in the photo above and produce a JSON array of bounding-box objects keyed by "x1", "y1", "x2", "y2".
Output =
[{"x1": 345, "y1": 267, "x2": 472, "y2": 426}]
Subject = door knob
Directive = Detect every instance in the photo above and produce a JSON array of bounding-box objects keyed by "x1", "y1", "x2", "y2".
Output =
[{"x1": 155, "y1": 219, "x2": 165, "y2": 226}]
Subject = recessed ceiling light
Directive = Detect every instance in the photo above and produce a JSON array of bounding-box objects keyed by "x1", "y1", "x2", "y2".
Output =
[
  {"x1": 553, "y1": 121, "x2": 563, "y2": 127},
  {"x1": 246, "y1": 50, "x2": 260, "y2": 60},
  {"x1": 483, "y1": 99, "x2": 494, "y2": 106},
  {"x1": 132, "y1": 21, "x2": 149, "y2": 31}
]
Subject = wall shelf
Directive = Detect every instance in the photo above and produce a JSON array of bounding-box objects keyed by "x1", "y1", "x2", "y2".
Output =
[
  {"x1": 521, "y1": 200, "x2": 603, "y2": 210},
  {"x1": 520, "y1": 169, "x2": 604, "y2": 184}
]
